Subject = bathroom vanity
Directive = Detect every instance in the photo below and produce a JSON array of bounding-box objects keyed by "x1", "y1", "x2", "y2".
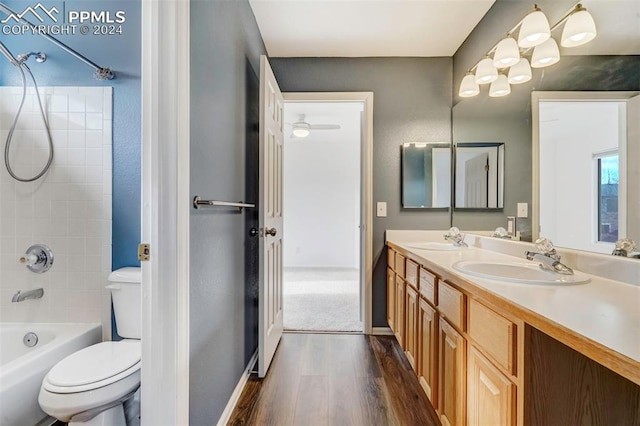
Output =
[{"x1": 385, "y1": 231, "x2": 640, "y2": 426}]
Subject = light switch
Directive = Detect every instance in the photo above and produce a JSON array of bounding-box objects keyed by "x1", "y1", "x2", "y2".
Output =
[
  {"x1": 517, "y1": 202, "x2": 528, "y2": 218},
  {"x1": 376, "y1": 202, "x2": 387, "y2": 217}
]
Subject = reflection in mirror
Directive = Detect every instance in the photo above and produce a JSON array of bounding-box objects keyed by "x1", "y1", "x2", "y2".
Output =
[
  {"x1": 401, "y1": 142, "x2": 451, "y2": 209},
  {"x1": 454, "y1": 143, "x2": 504, "y2": 209},
  {"x1": 533, "y1": 92, "x2": 639, "y2": 254}
]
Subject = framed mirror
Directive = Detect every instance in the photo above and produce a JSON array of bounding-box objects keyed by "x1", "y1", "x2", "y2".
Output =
[
  {"x1": 401, "y1": 142, "x2": 451, "y2": 209},
  {"x1": 454, "y1": 142, "x2": 504, "y2": 209}
]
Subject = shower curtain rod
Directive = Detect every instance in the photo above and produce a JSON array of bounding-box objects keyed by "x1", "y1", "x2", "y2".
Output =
[{"x1": 0, "y1": 2, "x2": 115, "y2": 80}]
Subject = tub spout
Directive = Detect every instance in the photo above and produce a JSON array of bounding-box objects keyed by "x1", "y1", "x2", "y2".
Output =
[{"x1": 11, "y1": 288, "x2": 44, "y2": 303}]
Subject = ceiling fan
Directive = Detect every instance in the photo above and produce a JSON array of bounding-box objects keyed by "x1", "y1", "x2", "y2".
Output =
[{"x1": 288, "y1": 114, "x2": 341, "y2": 138}]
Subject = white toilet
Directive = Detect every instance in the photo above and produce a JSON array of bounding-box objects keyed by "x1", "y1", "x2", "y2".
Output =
[{"x1": 39, "y1": 267, "x2": 142, "y2": 425}]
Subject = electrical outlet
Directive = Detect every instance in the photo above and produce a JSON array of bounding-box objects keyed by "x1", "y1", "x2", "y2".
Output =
[
  {"x1": 517, "y1": 202, "x2": 528, "y2": 218},
  {"x1": 376, "y1": 202, "x2": 387, "y2": 217}
]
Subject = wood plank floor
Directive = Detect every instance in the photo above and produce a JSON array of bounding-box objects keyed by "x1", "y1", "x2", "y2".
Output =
[{"x1": 228, "y1": 333, "x2": 441, "y2": 425}]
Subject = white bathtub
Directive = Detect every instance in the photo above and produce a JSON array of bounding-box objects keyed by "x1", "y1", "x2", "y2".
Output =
[{"x1": 0, "y1": 323, "x2": 102, "y2": 426}]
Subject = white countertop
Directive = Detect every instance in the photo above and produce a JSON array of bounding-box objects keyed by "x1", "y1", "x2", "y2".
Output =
[{"x1": 386, "y1": 231, "x2": 640, "y2": 365}]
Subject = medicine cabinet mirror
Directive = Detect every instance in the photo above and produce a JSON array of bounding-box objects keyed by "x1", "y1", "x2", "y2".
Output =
[
  {"x1": 401, "y1": 142, "x2": 451, "y2": 209},
  {"x1": 454, "y1": 142, "x2": 504, "y2": 209}
]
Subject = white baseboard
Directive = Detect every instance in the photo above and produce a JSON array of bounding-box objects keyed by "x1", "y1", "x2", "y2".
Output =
[
  {"x1": 372, "y1": 327, "x2": 394, "y2": 335},
  {"x1": 216, "y1": 350, "x2": 258, "y2": 426}
]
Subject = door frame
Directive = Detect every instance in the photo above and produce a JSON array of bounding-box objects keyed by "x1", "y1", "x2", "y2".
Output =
[
  {"x1": 141, "y1": 0, "x2": 190, "y2": 424},
  {"x1": 282, "y1": 92, "x2": 374, "y2": 334}
]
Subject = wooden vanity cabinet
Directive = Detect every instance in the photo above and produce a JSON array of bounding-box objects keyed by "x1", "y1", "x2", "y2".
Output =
[
  {"x1": 395, "y1": 277, "x2": 406, "y2": 347},
  {"x1": 467, "y1": 346, "x2": 515, "y2": 426},
  {"x1": 386, "y1": 267, "x2": 395, "y2": 332},
  {"x1": 439, "y1": 317, "x2": 466, "y2": 426},
  {"x1": 418, "y1": 297, "x2": 438, "y2": 405},
  {"x1": 405, "y1": 284, "x2": 418, "y2": 371}
]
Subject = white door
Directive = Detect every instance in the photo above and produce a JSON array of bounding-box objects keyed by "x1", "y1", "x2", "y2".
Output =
[
  {"x1": 258, "y1": 55, "x2": 284, "y2": 378},
  {"x1": 464, "y1": 153, "x2": 489, "y2": 208}
]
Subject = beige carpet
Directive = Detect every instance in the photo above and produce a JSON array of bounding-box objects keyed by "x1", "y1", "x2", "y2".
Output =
[{"x1": 283, "y1": 268, "x2": 363, "y2": 332}]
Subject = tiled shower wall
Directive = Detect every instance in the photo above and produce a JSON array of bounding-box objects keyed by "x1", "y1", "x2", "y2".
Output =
[{"x1": 0, "y1": 87, "x2": 112, "y2": 337}]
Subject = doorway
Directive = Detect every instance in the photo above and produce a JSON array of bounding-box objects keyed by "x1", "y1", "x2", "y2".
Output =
[{"x1": 282, "y1": 94, "x2": 373, "y2": 333}]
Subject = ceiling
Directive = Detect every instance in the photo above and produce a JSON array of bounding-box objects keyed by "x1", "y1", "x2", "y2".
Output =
[{"x1": 249, "y1": 0, "x2": 496, "y2": 57}]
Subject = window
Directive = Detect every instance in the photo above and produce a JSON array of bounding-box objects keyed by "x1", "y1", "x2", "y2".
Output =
[{"x1": 596, "y1": 153, "x2": 619, "y2": 243}]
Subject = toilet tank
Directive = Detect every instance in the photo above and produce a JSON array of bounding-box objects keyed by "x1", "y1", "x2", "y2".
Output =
[{"x1": 107, "y1": 267, "x2": 142, "y2": 339}]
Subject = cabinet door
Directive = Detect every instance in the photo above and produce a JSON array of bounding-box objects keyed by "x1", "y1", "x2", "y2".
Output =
[
  {"x1": 387, "y1": 268, "x2": 395, "y2": 332},
  {"x1": 405, "y1": 285, "x2": 418, "y2": 371},
  {"x1": 395, "y1": 276, "x2": 406, "y2": 347},
  {"x1": 418, "y1": 298, "x2": 438, "y2": 405},
  {"x1": 439, "y1": 317, "x2": 466, "y2": 426},
  {"x1": 467, "y1": 346, "x2": 515, "y2": 426}
]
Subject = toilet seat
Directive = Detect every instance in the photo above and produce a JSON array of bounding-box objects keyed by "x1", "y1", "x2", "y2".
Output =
[{"x1": 43, "y1": 341, "x2": 141, "y2": 394}]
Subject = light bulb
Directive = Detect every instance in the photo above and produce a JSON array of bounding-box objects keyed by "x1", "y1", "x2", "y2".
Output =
[
  {"x1": 459, "y1": 74, "x2": 480, "y2": 97},
  {"x1": 518, "y1": 9, "x2": 551, "y2": 48},
  {"x1": 292, "y1": 127, "x2": 310, "y2": 137},
  {"x1": 561, "y1": 7, "x2": 597, "y2": 47},
  {"x1": 475, "y1": 58, "x2": 498, "y2": 84},
  {"x1": 531, "y1": 38, "x2": 560, "y2": 68},
  {"x1": 508, "y1": 58, "x2": 532, "y2": 84},
  {"x1": 489, "y1": 74, "x2": 511, "y2": 97},
  {"x1": 493, "y1": 37, "x2": 520, "y2": 68}
]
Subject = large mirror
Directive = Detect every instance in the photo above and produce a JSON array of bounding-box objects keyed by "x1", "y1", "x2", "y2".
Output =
[
  {"x1": 451, "y1": 1, "x2": 640, "y2": 246},
  {"x1": 533, "y1": 91, "x2": 639, "y2": 254},
  {"x1": 401, "y1": 142, "x2": 451, "y2": 209},
  {"x1": 454, "y1": 142, "x2": 504, "y2": 209}
]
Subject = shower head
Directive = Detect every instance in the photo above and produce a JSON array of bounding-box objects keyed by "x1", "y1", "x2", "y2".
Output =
[
  {"x1": 0, "y1": 40, "x2": 19, "y2": 66},
  {"x1": 16, "y1": 52, "x2": 47, "y2": 64}
]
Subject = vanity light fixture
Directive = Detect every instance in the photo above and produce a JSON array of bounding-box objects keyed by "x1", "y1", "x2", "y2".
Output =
[
  {"x1": 459, "y1": 72, "x2": 480, "y2": 97},
  {"x1": 475, "y1": 57, "x2": 498, "y2": 84},
  {"x1": 531, "y1": 37, "x2": 560, "y2": 68},
  {"x1": 489, "y1": 74, "x2": 511, "y2": 97},
  {"x1": 458, "y1": 3, "x2": 597, "y2": 99},
  {"x1": 561, "y1": 4, "x2": 597, "y2": 47},
  {"x1": 508, "y1": 58, "x2": 532, "y2": 84}
]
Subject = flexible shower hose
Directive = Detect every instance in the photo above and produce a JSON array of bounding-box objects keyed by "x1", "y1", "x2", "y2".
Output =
[{"x1": 4, "y1": 62, "x2": 54, "y2": 182}]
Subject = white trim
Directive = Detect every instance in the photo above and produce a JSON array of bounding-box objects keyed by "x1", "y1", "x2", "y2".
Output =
[
  {"x1": 141, "y1": 0, "x2": 190, "y2": 424},
  {"x1": 531, "y1": 91, "x2": 639, "y2": 241},
  {"x1": 372, "y1": 327, "x2": 394, "y2": 336},
  {"x1": 282, "y1": 92, "x2": 374, "y2": 335},
  {"x1": 216, "y1": 351, "x2": 259, "y2": 426}
]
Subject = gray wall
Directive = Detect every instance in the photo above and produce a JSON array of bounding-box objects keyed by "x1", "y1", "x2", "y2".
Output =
[
  {"x1": 270, "y1": 58, "x2": 452, "y2": 326},
  {"x1": 189, "y1": 0, "x2": 265, "y2": 423},
  {"x1": 452, "y1": 0, "x2": 640, "y2": 239}
]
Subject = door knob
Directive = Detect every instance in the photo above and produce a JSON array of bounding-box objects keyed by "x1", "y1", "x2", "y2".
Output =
[{"x1": 264, "y1": 227, "x2": 277, "y2": 237}]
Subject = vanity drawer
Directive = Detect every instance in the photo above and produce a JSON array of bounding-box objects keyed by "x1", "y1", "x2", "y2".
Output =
[
  {"x1": 469, "y1": 299, "x2": 516, "y2": 375},
  {"x1": 387, "y1": 247, "x2": 396, "y2": 270},
  {"x1": 419, "y1": 267, "x2": 437, "y2": 305},
  {"x1": 405, "y1": 260, "x2": 419, "y2": 289},
  {"x1": 395, "y1": 253, "x2": 406, "y2": 278},
  {"x1": 438, "y1": 281, "x2": 466, "y2": 331}
]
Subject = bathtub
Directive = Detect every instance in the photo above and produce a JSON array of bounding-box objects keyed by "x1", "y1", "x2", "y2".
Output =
[{"x1": 0, "y1": 323, "x2": 102, "y2": 426}]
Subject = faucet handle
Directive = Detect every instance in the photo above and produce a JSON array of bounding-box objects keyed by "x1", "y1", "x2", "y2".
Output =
[
  {"x1": 534, "y1": 237, "x2": 556, "y2": 255},
  {"x1": 612, "y1": 238, "x2": 636, "y2": 256}
]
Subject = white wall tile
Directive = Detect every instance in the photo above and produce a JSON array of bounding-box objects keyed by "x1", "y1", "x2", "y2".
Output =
[{"x1": 0, "y1": 87, "x2": 113, "y2": 325}]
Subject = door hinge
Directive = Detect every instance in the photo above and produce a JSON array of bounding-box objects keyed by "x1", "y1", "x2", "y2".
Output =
[{"x1": 138, "y1": 243, "x2": 150, "y2": 261}]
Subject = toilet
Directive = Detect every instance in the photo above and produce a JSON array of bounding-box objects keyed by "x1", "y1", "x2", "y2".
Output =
[{"x1": 39, "y1": 267, "x2": 142, "y2": 425}]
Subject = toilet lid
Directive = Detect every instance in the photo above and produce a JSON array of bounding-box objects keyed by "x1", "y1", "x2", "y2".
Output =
[{"x1": 46, "y1": 341, "x2": 141, "y2": 388}]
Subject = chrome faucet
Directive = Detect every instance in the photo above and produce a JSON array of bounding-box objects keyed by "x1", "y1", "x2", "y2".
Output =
[
  {"x1": 524, "y1": 238, "x2": 573, "y2": 275},
  {"x1": 444, "y1": 227, "x2": 468, "y2": 247},
  {"x1": 11, "y1": 288, "x2": 44, "y2": 303}
]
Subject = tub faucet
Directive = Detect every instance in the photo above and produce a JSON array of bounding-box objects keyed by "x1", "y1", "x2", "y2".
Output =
[
  {"x1": 524, "y1": 238, "x2": 573, "y2": 275},
  {"x1": 444, "y1": 227, "x2": 468, "y2": 247},
  {"x1": 11, "y1": 288, "x2": 44, "y2": 303}
]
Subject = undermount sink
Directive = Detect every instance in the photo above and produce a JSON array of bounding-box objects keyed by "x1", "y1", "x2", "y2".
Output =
[
  {"x1": 452, "y1": 260, "x2": 590, "y2": 285},
  {"x1": 405, "y1": 242, "x2": 468, "y2": 251}
]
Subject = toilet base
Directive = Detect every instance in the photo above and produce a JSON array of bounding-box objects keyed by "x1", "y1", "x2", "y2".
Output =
[{"x1": 69, "y1": 404, "x2": 125, "y2": 425}]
